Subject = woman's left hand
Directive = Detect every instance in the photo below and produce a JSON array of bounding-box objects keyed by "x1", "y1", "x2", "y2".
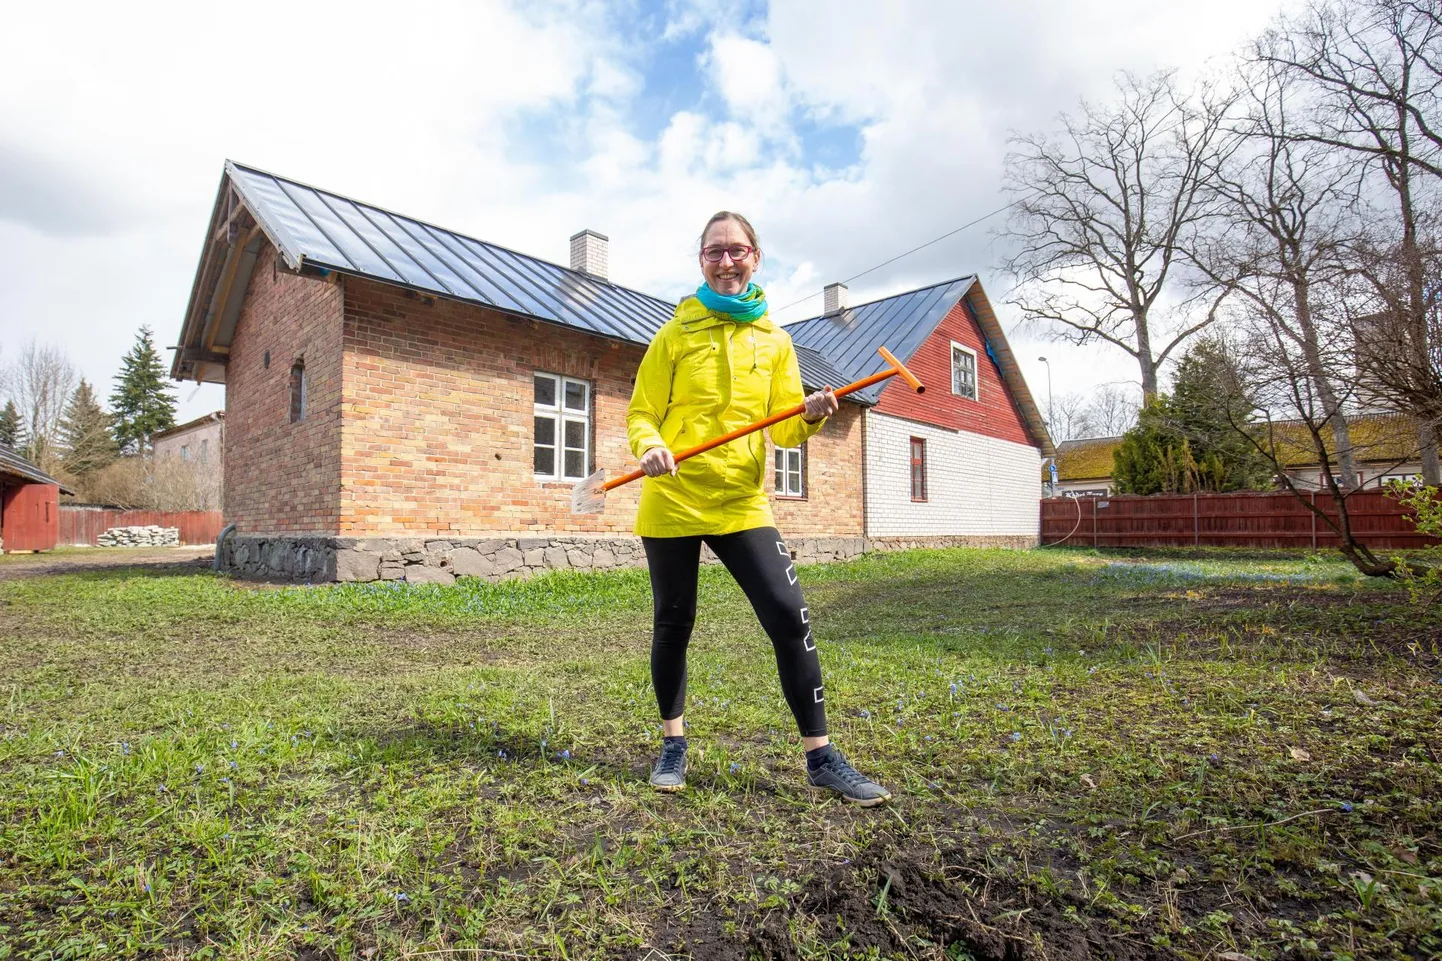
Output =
[{"x1": 801, "y1": 386, "x2": 838, "y2": 423}]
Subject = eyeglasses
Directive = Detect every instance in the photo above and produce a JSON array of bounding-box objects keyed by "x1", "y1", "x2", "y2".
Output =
[{"x1": 701, "y1": 244, "x2": 757, "y2": 263}]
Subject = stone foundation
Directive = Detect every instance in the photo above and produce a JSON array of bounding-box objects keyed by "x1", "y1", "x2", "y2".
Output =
[{"x1": 216, "y1": 532, "x2": 1027, "y2": 583}]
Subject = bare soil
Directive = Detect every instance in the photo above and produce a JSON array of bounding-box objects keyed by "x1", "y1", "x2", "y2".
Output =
[{"x1": 0, "y1": 545, "x2": 214, "y2": 580}]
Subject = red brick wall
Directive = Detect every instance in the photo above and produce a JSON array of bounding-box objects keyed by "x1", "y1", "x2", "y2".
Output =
[
  {"x1": 225, "y1": 246, "x2": 344, "y2": 532},
  {"x1": 875, "y1": 298, "x2": 1038, "y2": 448},
  {"x1": 769, "y1": 404, "x2": 864, "y2": 536},
  {"x1": 340, "y1": 278, "x2": 652, "y2": 535}
]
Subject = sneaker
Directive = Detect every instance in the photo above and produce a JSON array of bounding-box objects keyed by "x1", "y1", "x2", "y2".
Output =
[
  {"x1": 807, "y1": 750, "x2": 892, "y2": 806},
  {"x1": 649, "y1": 740, "x2": 688, "y2": 792}
]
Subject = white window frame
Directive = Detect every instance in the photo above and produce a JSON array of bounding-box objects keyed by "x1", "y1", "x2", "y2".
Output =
[
  {"x1": 950, "y1": 342, "x2": 978, "y2": 400},
  {"x1": 775, "y1": 444, "x2": 805, "y2": 497},
  {"x1": 533, "y1": 372, "x2": 591, "y2": 482}
]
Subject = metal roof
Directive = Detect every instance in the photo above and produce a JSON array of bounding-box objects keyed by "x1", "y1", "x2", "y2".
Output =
[
  {"x1": 794, "y1": 345, "x2": 865, "y2": 402},
  {"x1": 0, "y1": 445, "x2": 72, "y2": 491},
  {"x1": 226, "y1": 161, "x2": 675, "y2": 346},
  {"x1": 785, "y1": 276, "x2": 977, "y2": 404}
]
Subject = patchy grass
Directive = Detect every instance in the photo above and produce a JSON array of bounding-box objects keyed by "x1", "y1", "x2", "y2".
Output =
[{"x1": 0, "y1": 547, "x2": 1439, "y2": 960}]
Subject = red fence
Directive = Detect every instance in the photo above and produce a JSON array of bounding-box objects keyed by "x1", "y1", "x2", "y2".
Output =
[
  {"x1": 59, "y1": 508, "x2": 224, "y2": 547},
  {"x1": 1041, "y1": 491, "x2": 1438, "y2": 550}
]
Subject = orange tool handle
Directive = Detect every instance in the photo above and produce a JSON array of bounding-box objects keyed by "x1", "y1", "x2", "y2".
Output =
[{"x1": 603, "y1": 346, "x2": 925, "y2": 492}]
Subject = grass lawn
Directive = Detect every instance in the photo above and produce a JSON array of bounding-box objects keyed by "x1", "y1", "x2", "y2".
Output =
[{"x1": 1, "y1": 547, "x2": 1439, "y2": 960}]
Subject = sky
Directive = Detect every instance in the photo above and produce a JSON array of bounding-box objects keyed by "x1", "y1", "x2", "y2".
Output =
[{"x1": 0, "y1": 0, "x2": 1297, "y2": 427}]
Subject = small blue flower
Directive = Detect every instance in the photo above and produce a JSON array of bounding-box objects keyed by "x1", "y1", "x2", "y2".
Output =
[
  {"x1": 949, "y1": 682, "x2": 959, "y2": 696},
  {"x1": 580, "y1": 778, "x2": 589, "y2": 786},
  {"x1": 1208, "y1": 753, "x2": 1221, "y2": 765},
  {"x1": 1339, "y1": 801, "x2": 1354, "y2": 813},
  {"x1": 729, "y1": 762, "x2": 740, "y2": 774},
  {"x1": 230, "y1": 740, "x2": 238, "y2": 750},
  {"x1": 1009, "y1": 732, "x2": 1022, "y2": 742},
  {"x1": 860, "y1": 709, "x2": 872, "y2": 719},
  {"x1": 498, "y1": 749, "x2": 508, "y2": 759},
  {"x1": 559, "y1": 749, "x2": 571, "y2": 760},
  {"x1": 195, "y1": 763, "x2": 204, "y2": 773},
  {"x1": 120, "y1": 742, "x2": 131, "y2": 756},
  {"x1": 395, "y1": 892, "x2": 410, "y2": 902},
  {"x1": 229, "y1": 760, "x2": 238, "y2": 770},
  {"x1": 925, "y1": 735, "x2": 934, "y2": 742}
]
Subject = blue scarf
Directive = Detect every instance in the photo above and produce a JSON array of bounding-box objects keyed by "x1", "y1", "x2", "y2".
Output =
[{"x1": 695, "y1": 282, "x2": 768, "y2": 322}]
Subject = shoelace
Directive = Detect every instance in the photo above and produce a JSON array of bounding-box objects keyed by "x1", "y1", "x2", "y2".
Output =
[
  {"x1": 822, "y1": 753, "x2": 867, "y2": 785},
  {"x1": 655, "y1": 744, "x2": 686, "y2": 776}
]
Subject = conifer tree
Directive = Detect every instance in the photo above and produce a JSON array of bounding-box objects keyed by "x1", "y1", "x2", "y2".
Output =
[
  {"x1": 110, "y1": 326, "x2": 176, "y2": 454},
  {"x1": 0, "y1": 400, "x2": 22, "y2": 450},
  {"x1": 59, "y1": 379, "x2": 119, "y2": 476}
]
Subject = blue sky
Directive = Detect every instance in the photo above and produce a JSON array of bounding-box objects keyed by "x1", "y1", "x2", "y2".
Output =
[{"x1": 0, "y1": 0, "x2": 1296, "y2": 424}]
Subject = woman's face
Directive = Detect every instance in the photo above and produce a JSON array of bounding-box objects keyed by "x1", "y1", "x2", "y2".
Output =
[{"x1": 699, "y1": 218, "x2": 760, "y2": 296}]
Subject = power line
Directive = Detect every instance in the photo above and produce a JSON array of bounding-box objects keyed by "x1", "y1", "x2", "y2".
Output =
[
  {"x1": 769, "y1": 198, "x2": 1024, "y2": 318},
  {"x1": 769, "y1": 96, "x2": 1202, "y2": 320}
]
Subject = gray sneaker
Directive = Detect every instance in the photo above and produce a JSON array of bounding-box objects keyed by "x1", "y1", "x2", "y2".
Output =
[
  {"x1": 649, "y1": 740, "x2": 688, "y2": 792},
  {"x1": 807, "y1": 750, "x2": 892, "y2": 806}
]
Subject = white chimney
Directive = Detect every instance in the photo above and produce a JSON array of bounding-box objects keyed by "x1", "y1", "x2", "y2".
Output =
[
  {"x1": 824, "y1": 282, "x2": 849, "y2": 315},
  {"x1": 570, "y1": 229, "x2": 609, "y2": 280}
]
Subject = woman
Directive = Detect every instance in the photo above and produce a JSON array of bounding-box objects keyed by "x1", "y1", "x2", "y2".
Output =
[{"x1": 625, "y1": 211, "x2": 891, "y2": 806}]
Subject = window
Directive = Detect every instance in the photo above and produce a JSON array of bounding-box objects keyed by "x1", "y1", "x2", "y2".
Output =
[
  {"x1": 180, "y1": 445, "x2": 190, "y2": 461},
  {"x1": 534, "y1": 373, "x2": 590, "y2": 481},
  {"x1": 910, "y1": 437, "x2": 927, "y2": 501},
  {"x1": 290, "y1": 359, "x2": 307, "y2": 423},
  {"x1": 951, "y1": 343, "x2": 978, "y2": 400},
  {"x1": 775, "y1": 445, "x2": 805, "y2": 497}
]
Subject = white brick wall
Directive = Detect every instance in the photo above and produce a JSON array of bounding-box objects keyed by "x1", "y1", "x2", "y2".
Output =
[{"x1": 865, "y1": 411, "x2": 1041, "y2": 537}]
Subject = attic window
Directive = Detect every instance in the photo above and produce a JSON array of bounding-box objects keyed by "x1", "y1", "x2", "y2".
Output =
[
  {"x1": 290, "y1": 359, "x2": 307, "y2": 423},
  {"x1": 951, "y1": 343, "x2": 978, "y2": 400}
]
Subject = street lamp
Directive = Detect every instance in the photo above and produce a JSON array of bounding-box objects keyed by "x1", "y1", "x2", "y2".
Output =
[{"x1": 1037, "y1": 356, "x2": 1054, "y2": 438}]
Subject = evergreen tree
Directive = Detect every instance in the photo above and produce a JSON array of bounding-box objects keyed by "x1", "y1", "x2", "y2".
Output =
[
  {"x1": 1168, "y1": 338, "x2": 1273, "y2": 492},
  {"x1": 59, "y1": 379, "x2": 118, "y2": 476},
  {"x1": 0, "y1": 400, "x2": 22, "y2": 450},
  {"x1": 1113, "y1": 399, "x2": 1196, "y2": 495},
  {"x1": 1113, "y1": 339, "x2": 1274, "y2": 495},
  {"x1": 110, "y1": 326, "x2": 176, "y2": 454}
]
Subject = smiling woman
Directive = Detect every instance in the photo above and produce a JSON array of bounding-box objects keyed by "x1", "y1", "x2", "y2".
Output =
[{"x1": 623, "y1": 210, "x2": 892, "y2": 806}]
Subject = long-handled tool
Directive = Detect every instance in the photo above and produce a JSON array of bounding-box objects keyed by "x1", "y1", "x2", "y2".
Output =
[{"x1": 572, "y1": 346, "x2": 925, "y2": 513}]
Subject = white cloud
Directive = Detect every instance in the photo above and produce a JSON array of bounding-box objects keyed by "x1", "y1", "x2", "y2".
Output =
[{"x1": 1, "y1": 0, "x2": 1302, "y2": 424}]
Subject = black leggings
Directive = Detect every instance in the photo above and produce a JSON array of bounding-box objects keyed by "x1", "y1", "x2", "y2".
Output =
[{"x1": 642, "y1": 527, "x2": 828, "y2": 738}]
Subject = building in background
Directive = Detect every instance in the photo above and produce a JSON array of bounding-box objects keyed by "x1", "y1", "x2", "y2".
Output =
[
  {"x1": 0, "y1": 446, "x2": 73, "y2": 553},
  {"x1": 170, "y1": 162, "x2": 1052, "y2": 582}
]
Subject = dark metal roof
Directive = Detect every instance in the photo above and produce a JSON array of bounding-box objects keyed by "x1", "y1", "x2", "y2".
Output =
[
  {"x1": 0, "y1": 445, "x2": 72, "y2": 491},
  {"x1": 225, "y1": 161, "x2": 675, "y2": 346},
  {"x1": 784, "y1": 276, "x2": 977, "y2": 404},
  {"x1": 794, "y1": 345, "x2": 865, "y2": 402}
]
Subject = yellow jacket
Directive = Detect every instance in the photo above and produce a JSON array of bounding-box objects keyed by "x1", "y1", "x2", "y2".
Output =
[{"x1": 627, "y1": 296, "x2": 827, "y2": 537}]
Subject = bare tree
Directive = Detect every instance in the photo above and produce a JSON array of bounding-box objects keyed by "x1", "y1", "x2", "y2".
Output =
[
  {"x1": 1001, "y1": 71, "x2": 1233, "y2": 400},
  {"x1": 1047, "y1": 391, "x2": 1093, "y2": 443},
  {"x1": 1258, "y1": 0, "x2": 1442, "y2": 482},
  {"x1": 1191, "y1": 57, "x2": 1364, "y2": 488},
  {"x1": 1080, "y1": 383, "x2": 1142, "y2": 437},
  {"x1": 4, "y1": 338, "x2": 77, "y2": 472}
]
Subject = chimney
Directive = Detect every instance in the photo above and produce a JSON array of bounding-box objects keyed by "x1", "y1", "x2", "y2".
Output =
[
  {"x1": 823, "y1": 282, "x2": 849, "y2": 315},
  {"x1": 570, "y1": 229, "x2": 609, "y2": 280}
]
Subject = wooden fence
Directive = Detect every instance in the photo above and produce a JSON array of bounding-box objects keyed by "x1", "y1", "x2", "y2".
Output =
[
  {"x1": 59, "y1": 508, "x2": 224, "y2": 547},
  {"x1": 1040, "y1": 491, "x2": 1438, "y2": 550}
]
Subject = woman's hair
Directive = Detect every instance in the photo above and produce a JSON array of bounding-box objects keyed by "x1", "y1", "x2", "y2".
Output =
[{"x1": 699, "y1": 211, "x2": 761, "y2": 253}]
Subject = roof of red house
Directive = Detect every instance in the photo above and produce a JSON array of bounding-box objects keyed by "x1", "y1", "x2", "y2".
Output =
[
  {"x1": 0, "y1": 445, "x2": 73, "y2": 492},
  {"x1": 786, "y1": 278, "x2": 1055, "y2": 453}
]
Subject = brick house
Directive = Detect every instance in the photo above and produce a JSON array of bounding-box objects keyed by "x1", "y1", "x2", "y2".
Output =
[{"x1": 171, "y1": 162, "x2": 1050, "y2": 582}]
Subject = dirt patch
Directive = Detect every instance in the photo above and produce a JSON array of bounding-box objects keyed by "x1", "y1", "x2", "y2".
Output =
[{"x1": 0, "y1": 546, "x2": 215, "y2": 581}]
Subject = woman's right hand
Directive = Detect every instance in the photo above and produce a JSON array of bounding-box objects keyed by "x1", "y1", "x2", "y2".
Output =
[{"x1": 640, "y1": 446, "x2": 678, "y2": 477}]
